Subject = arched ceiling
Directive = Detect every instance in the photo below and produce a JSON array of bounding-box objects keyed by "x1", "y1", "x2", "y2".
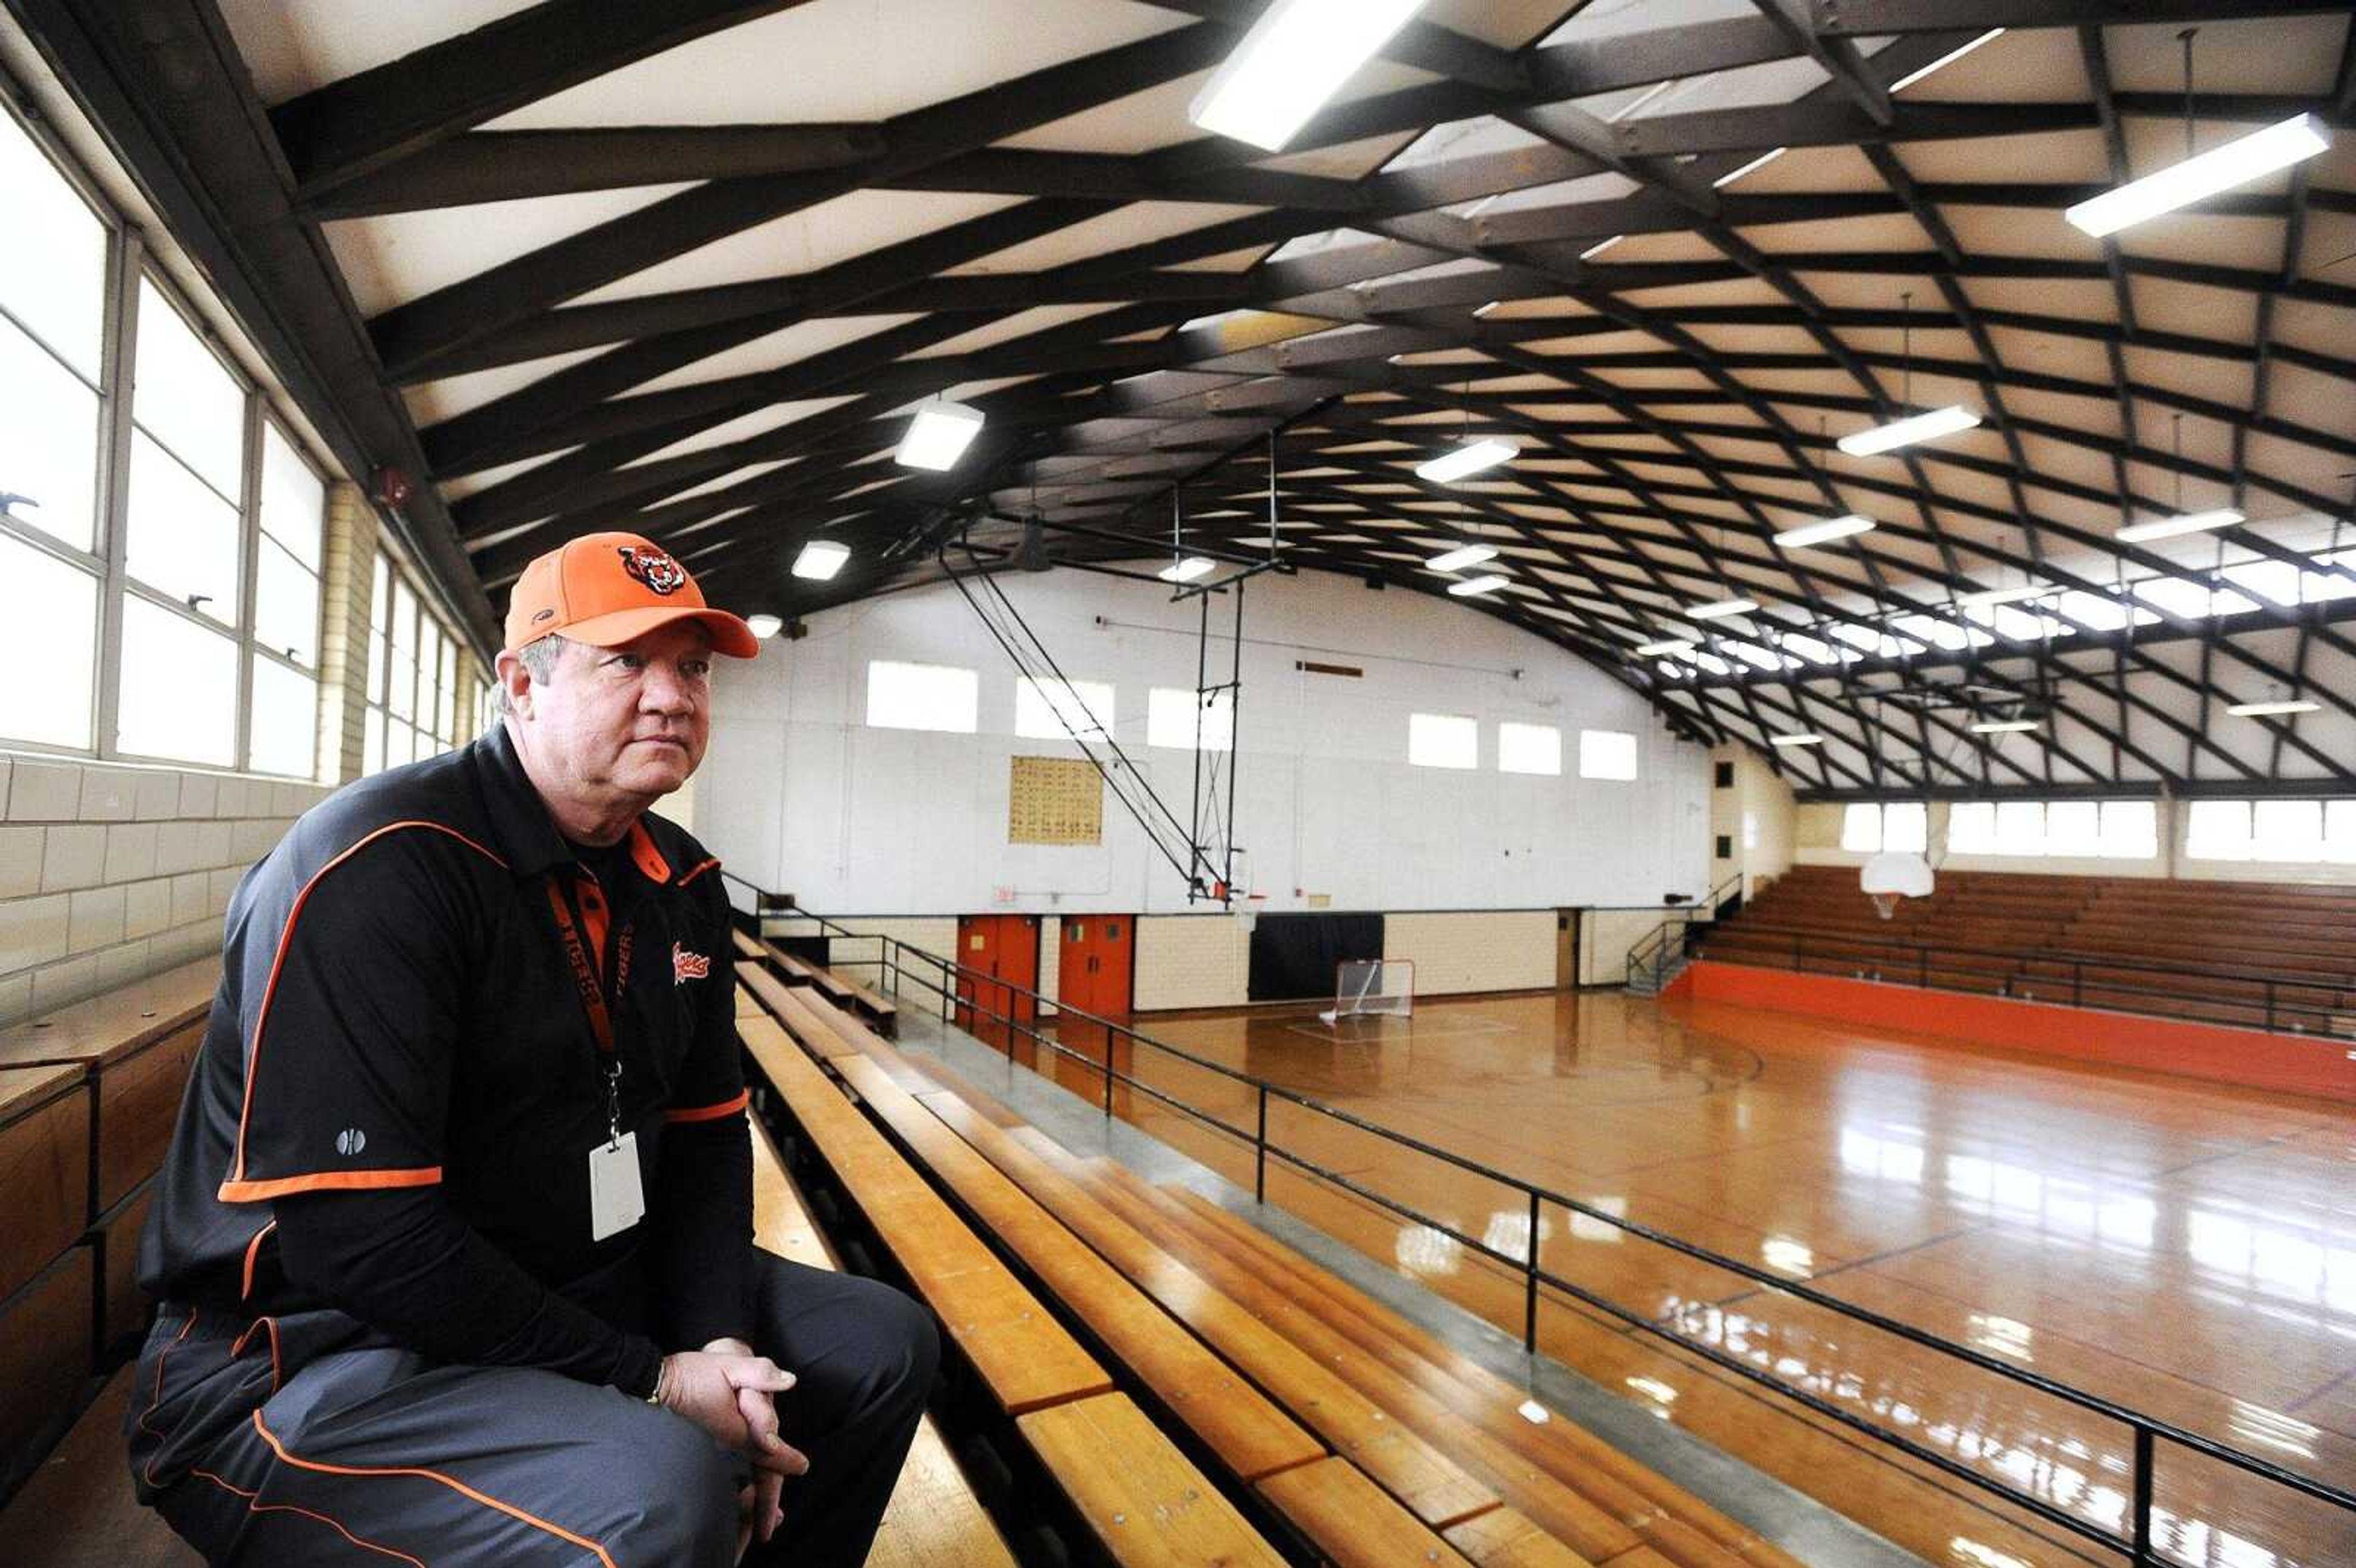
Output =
[{"x1": 21, "y1": 0, "x2": 2356, "y2": 796}]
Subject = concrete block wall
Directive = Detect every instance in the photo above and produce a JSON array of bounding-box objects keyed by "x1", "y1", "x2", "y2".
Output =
[
  {"x1": 1, "y1": 751, "x2": 328, "y2": 1024},
  {"x1": 1384, "y1": 910, "x2": 1554, "y2": 996},
  {"x1": 1133, "y1": 915, "x2": 1250, "y2": 1011}
]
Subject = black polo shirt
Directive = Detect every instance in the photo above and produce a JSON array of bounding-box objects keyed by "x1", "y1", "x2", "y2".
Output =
[{"x1": 141, "y1": 720, "x2": 750, "y2": 1359}]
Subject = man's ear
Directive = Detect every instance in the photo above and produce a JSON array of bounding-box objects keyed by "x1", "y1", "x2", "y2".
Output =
[{"x1": 494, "y1": 648, "x2": 534, "y2": 719}]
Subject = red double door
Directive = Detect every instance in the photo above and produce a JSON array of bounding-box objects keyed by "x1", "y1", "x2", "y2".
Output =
[
  {"x1": 1053, "y1": 915, "x2": 1134, "y2": 1057},
  {"x1": 955, "y1": 915, "x2": 1039, "y2": 1058}
]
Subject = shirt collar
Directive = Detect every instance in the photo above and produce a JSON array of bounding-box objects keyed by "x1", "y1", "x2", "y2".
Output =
[{"x1": 474, "y1": 721, "x2": 671, "y2": 885}]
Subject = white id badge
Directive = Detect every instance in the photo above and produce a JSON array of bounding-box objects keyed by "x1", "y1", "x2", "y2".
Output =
[{"x1": 588, "y1": 1132, "x2": 645, "y2": 1241}]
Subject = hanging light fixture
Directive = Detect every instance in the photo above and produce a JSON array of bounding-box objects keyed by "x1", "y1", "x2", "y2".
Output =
[
  {"x1": 1774, "y1": 514, "x2": 1876, "y2": 549},
  {"x1": 895, "y1": 399, "x2": 985, "y2": 470},
  {"x1": 1839, "y1": 291, "x2": 1979, "y2": 456},
  {"x1": 1428, "y1": 542, "x2": 1498, "y2": 573},
  {"x1": 1188, "y1": 0, "x2": 1430, "y2": 152},
  {"x1": 2119, "y1": 413, "x2": 2243, "y2": 542},
  {"x1": 2068, "y1": 32, "x2": 2328, "y2": 237}
]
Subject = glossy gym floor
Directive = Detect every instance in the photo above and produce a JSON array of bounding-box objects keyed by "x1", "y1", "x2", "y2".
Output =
[{"x1": 1008, "y1": 989, "x2": 2356, "y2": 1568}]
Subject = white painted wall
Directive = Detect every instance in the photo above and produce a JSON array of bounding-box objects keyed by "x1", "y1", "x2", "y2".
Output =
[{"x1": 698, "y1": 566, "x2": 1712, "y2": 917}]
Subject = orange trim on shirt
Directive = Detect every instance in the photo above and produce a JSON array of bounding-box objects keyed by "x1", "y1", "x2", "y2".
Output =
[
  {"x1": 664, "y1": 1090, "x2": 750, "y2": 1124},
  {"x1": 677, "y1": 856, "x2": 722, "y2": 887},
  {"x1": 628, "y1": 819, "x2": 672, "y2": 883},
  {"x1": 218, "y1": 1167, "x2": 444, "y2": 1204},
  {"x1": 253, "y1": 1411, "x2": 620, "y2": 1568},
  {"x1": 241, "y1": 1220, "x2": 277, "y2": 1300},
  {"x1": 231, "y1": 822, "x2": 507, "y2": 1188}
]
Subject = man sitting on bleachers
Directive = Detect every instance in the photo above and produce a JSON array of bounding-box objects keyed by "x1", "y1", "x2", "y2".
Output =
[{"x1": 128, "y1": 533, "x2": 937, "y2": 1566}]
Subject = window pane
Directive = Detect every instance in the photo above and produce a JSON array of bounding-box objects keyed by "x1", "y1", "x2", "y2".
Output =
[
  {"x1": 2252, "y1": 799, "x2": 2323, "y2": 863},
  {"x1": 1994, "y1": 801, "x2": 2046, "y2": 856},
  {"x1": 2185, "y1": 800, "x2": 2250, "y2": 861},
  {"x1": 2045, "y1": 801, "x2": 2099, "y2": 855},
  {"x1": 2099, "y1": 801, "x2": 2157, "y2": 859},
  {"x1": 0, "y1": 315, "x2": 101, "y2": 551},
  {"x1": 125, "y1": 431, "x2": 242, "y2": 624},
  {"x1": 1409, "y1": 712, "x2": 1477, "y2": 769},
  {"x1": 250, "y1": 656, "x2": 316, "y2": 777},
  {"x1": 0, "y1": 107, "x2": 107, "y2": 380},
  {"x1": 118, "y1": 596, "x2": 236, "y2": 766},
  {"x1": 1498, "y1": 721, "x2": 1561, "y2": 775},
  {"x1": 258, "y1": 423, "x2": 323, "y2": 569},
  {"x1": 1577, "y1": 729, "x2": 1638, "y2": 781},
  {"x1": 133, "y1": 278, "x2": 244, "y2": 499},
  {"x1": 364, "y1": 705, "x2": 385, "y2": 775},
  {"x1": 1147, "y1": 686, "x2": 1233, "y2": 751},
  {"x1": 1947, "y1": 801, "x2": 1996, "y2": 855},
  {"x1": 0, "y1": 531, "x2": 96, "y2": 747},
  {"x1": 255, "y1": 537, "x2": 320, "y2": 666},
  {"x1": 2324, "y1": 801, "x2": 2356, "y2": 865},
  {"x1": 1884, "y1": 802, "x2": 1927, "y2": 854},
  {"x1": 1841, "y1": 802, "x2": 1883, "y2": 853},
  {"x1": 369, "y1": 556, "x2": 390, "y2": 702},
  {"x1": 865, "y1": 660, "x2": 977, "y2": 732},
  {"x1": 439, "y1": 640, "x2": 458, "y2": 741},
  {"x1": 1015, "y1": 677, "x2": 1114, "y2": 742}
]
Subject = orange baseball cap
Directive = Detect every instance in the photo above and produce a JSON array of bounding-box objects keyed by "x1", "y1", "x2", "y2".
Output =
[{"x1": 504, "y1": 532, "x2": 759, "y2": 658}]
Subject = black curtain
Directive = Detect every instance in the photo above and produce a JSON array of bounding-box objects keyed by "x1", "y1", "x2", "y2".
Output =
[{"x1": 1248, "y1": 912, "x2": 1384, "y2": 1002}]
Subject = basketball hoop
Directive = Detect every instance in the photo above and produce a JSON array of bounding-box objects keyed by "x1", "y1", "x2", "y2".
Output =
[{"x1": 1860, "y1": 851, "x2": 1934, "y2": 921}]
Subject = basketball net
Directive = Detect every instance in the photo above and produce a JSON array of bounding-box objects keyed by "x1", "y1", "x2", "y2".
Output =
[{"x1": 1868, "y1": 891, "x2": 1904, "y2": 921}]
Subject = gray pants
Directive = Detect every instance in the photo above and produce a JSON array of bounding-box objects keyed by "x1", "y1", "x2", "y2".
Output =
[{"x1": 128, "y1": 1254, "x2": 941, "y2": 1566}]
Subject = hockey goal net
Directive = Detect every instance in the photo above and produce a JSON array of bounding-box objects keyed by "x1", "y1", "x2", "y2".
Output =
[{"x1": 1320, "y1": 959, "x2": 1414, "y2": 1024}]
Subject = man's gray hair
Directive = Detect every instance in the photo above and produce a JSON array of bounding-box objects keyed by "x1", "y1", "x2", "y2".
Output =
[{"x1": 496, "y1": 633, "x2": 569, "y2": 716}]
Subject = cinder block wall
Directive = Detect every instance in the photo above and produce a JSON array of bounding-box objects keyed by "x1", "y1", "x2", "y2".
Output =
[{"x1": 0, "y1": 753, "x2": 329, "y2": 1023}]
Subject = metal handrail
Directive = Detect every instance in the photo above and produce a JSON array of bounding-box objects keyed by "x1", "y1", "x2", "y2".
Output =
[
  {"x1": 729, "y1": 885, "x2": 2355, "y2": 1566},
  {"x1": 1693, "y1": 921, "x2": 2356, "y2": 1034}
]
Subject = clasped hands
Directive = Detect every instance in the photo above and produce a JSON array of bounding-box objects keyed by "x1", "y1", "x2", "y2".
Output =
[{"x1": 652, "y1": 1337, "x2": 807, "y2": 1555}]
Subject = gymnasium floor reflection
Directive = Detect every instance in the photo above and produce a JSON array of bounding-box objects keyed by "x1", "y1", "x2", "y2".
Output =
[{"x1": 1030, "y1": 989, "x2": 2355, "y2": 1568}]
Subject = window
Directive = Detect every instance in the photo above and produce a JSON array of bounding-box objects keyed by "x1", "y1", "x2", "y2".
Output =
[
  {"x1": 1498, "y1": 721, "x2": 1561, "y2": 775},
  {"x1": 2186, "y1": 800, "x2": 2250, "y2": 861},
  {"x1": 2100, "y1": 801, "x2": 2158, "y2": 859},
  {"x1": 1841, "y1": 802, "x2": 1926, "y2": 855},
  {"x1": 1409, "y1": 712, "x2": 1478, "y2": 769},
  {"x1": 363, "y1": 550, "x2": 471, "y2": 775},
  {"x1": 2044, "y1": 801, "x2": 2099, "y2": 856},
  {"x1": 866, "y1": 661, "x2": 978, "y2": 733},
  {"x1": 1578, "y1": 729, "x2": 1639, "y2": 781},
  {"x1": 1015, "y1": 677, "x2": 1113, "y2": 742},
  {"x1": 2252, "y1": 799, "x2": 2324, "y2": 863},
  {"x1": 1994, "y1": 801, "x2": 2047, "y2": 856},
  {"x1": 0, "y1": 103, "x2": 332, "y2": 774},
  {"x1": 1947, "y1": 801, "x2": 1996, "y2": 855},
  {"x1": 1147, "y1": 686, "x2": 1233, "y2": 751},
  {"x1": 2329, "y1": 801, "x2": 2356, "y2": 864}
]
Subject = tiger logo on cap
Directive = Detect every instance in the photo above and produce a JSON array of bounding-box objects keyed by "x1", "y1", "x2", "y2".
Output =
[{"x1": 616, "y1": 544, "x2": 687, "y2": 596}]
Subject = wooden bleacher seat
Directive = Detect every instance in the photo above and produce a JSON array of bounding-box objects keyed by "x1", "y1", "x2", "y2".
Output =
[
  {"x1": 733, "y1": 921, "x2": 899, "y2": 1032},
  {"x1": 739, "y1": 977, "x2": 1806, "y2": 1568},
  {"x1": 737, "y1": 1015, "x2": 1288, "y2": 1564}
]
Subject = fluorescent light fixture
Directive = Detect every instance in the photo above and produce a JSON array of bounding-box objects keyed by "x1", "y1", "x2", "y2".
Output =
[
  {"x1": 2228, "y1": 699, "x2": 2320, "y2": 718},
  {"x1": 2066, "y1": 114, "x2": 2330, "y2": 238},
  {"x1": 791, "y1": 539, "x2": 851, "y2": 580},
  {"x1": 2114, "y1": 508, "x2": 2242, "y2": 544},
  {"x1": 1428, "y1": 543, "x2": 1498, "y2": 572},
  {"x1": 1158, "y1": 556, "x2": 1217, "y2": 583},
  {"x1": 1838, "y1": 404, "x2": 1981, "y2": 457},
  {"x1": 1579, "y1": 235, "x2": 1622, "y2": 261},
  {"x1": 1472, "y1": 300, "x2": 1502, "y2": 318},
  {"x1": 1889, "y1": 28, "x2": 2004, "y2": 93},
  {"x1": 745, "y1": 613, "x2": 783, "y2": 639},
  {"x1": 1969, "y1": 718, "x2": 2041, "y2": 734},
  {"x1": 1955, "y1": 582, "x2": 2052, "y2": 609},
  {"x1": 1712, "y1": 147, "x2": 1785, "y2": 189},
  {"x1": 1687, "y1": 597, "x2": 1758, "y2": 620},
  {"x1": 894, "y1": 401, "x2": 985, "y2": 470},
  {"x1": 1447, "y1": 573, "x2": 1509, "y2": 598},
  {"x1": 1636, "y1": 639, "x2": 1696, "y2": 657},
  {"x1": 1768, "y1": 732, "x2": 1824, "y2": 748},
  {"x1": 1774, "y1": 514, "x2": 1874, "y2": 549},
  {"x1": 1417, "y1": 438, "x2": 1515, "y2": 484},
  {"x1": 1187, "y1": 0, "x2": 1429, "y2": 152}
]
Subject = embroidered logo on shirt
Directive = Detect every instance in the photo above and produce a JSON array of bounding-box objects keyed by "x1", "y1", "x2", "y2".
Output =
[{"x1": 672, "y1": 943, "x2": 711, "y2": 984}]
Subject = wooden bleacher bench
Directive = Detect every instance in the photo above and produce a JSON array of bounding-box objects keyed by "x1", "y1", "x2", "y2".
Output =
[
  {"x1": 733, "y1": 921, "x2": 899, "y2": 1034},
  {"x1": 740, "y1": 978, "x2": 1808, "y2": 1568},
  {"x1": 737, "y1": 1014, "x2": 1287, "y2": 1565}
]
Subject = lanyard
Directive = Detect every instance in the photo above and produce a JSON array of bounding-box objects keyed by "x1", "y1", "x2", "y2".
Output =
[{"x1": 545, "y1": 874, "x2": 626, "y2": 1143}]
